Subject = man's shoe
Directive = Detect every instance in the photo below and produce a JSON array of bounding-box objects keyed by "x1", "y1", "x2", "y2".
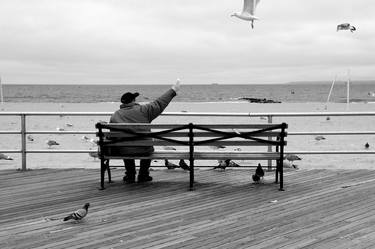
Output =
[
  {"x1": 138, "y1": 175, "x2": 153, "y2": 183},
  {"x1": 123, "y1": 174, "x2": 135, "y2": 183}
]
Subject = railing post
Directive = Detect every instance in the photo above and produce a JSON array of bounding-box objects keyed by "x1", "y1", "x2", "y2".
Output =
[
  {"x1": 21, "y1": 114, "x2": 27, "y2": 171},
  {"x1": 267, "y1": 115, "x2": 273, "y2": 171},
  {"x1": 188, "y1": 123, "x2": 194, "y2": 191},
  {"x1": 279, "y1": 123, "x2": 287, "y2": 191}
]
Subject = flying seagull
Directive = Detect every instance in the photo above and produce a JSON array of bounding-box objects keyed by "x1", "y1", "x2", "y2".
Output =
[
  {"x1": 337, "y1": 23, "x2": 356, "y2": 33},
  {"x1": 63, "y1": 203, "x2": 90, "y2": 221},
  {"x1": 231, "y1": 0, "x2": 261, "y2": 29}
]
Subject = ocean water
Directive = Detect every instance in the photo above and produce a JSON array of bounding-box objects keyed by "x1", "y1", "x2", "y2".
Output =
[{"x1": 2, "y1": 81, "x2": 375, "y2": 103}]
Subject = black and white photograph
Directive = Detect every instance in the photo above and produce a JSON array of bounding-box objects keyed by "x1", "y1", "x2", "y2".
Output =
[{"x1": 1, "y1": 0, "x2": 375, "y2": 248}]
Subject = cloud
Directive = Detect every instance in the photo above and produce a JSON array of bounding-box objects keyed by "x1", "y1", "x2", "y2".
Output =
[{"x1": 0, "y1": 0, "x2": 374, "y2": 84}]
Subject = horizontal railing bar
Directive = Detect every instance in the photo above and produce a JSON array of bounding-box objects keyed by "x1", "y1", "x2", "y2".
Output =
[
  {"x1": 25, "y1": 150, "x2": 97, "y2": 153},
  {"x1": 2, "y1": 111, "x2": 375, "y2": 171},
  {"x1": 286, "y1": 151, "x2": 375, "y2": 154},
  {"x1": 27, "y1": 131, "x2": 97, "y2": 134},
  {"x1": 0, "y1": 131, "x2": 21, "y2": 134},
  {"x1": 288, "y1": 131, "x2": 375, "y2": 135},
  {"x1": 2, "y1": 130, "x2": 375, "y2": 136},
  {"x1": 1, "y1": 149, "x2": 375, "y2": 155},
  {"x1": 0, "y1": 112, "x2": 112, "y2": 116},
  {"x1": 1, "y1": 111, "x2": 375, "y2": 117},
  {"x1": 0, "y1": 150, "x2": 22, "y2": 153}
]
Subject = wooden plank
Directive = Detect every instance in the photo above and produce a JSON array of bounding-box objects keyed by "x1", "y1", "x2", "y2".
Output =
[{"x1": 1, "y1": 169, "x2": 375, "y2": 249}]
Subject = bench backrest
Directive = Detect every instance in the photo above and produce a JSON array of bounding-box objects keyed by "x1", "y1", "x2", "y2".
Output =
[{"x1": 96, "y1": 123, "x2": 287, "y2": 154}]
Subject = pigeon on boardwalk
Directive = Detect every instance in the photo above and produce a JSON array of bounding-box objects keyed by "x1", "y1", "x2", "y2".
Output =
[
  {"x1": 365, "y1": 142, "x2": 370, "y2": 149},
  {"x1": 179, "y1": 159, "x2": 190, "y2": 171},
  {"x1": 213, "y1": 159, "x2": 232, "y2": 170},
  {"x1": 255, "y1": 163, "x2": 264, "y2": 179},
  {"x1": 27, "y1": 135, "x2": 34, "y2": 142},
  {"x1": 252, "y1": 173, "x2": 260, "y2": 183},
  {"x1": 228, "y1": 160, "x2": 240, "y2": 167},
  {"x1": 285, "y1": 154, "x2": 302, "y2": 167},
  {"x1": 164, "y1": 159, "x2": 179, "y2": 169},
  {"x1": 63, "y1": 203, "x2": 90, "y2": 222},
  {"x1": 0, "y1": 153, "x2": 13, "y2": 160},
  {"x1": 89, "y1": 138, "x2": 98, "y2": 145},
  {"x1": 46, "y1": 139, "x2": 59, "y2": 148},
  {"x1": 252, "y1": 163, "x2": 264, "y2": 183}
]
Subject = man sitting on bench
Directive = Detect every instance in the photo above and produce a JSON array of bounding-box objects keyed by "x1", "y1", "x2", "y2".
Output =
[{"x1": 109, "y1": 79, "x2": 181, "y2": 183}]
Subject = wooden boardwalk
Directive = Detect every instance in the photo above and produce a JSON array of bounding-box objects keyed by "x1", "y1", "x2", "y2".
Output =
[{"x1": 1, "y1": 167, "x2": 375, "y2": 249}]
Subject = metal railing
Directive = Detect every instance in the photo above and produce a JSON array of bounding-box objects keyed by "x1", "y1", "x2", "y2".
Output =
[{"x1": 1, "y1": 111, "x2": 375, "y2": 170}]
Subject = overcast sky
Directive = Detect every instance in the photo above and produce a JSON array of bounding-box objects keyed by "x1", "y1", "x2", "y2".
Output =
[{"x1": 0, "y1": 0, "x2": 374, "y2": 84}]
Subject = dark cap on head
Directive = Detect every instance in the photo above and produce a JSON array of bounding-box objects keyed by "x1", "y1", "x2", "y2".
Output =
[{"x1": 121, "y1": 92, "x2": 139, "y2": 104}]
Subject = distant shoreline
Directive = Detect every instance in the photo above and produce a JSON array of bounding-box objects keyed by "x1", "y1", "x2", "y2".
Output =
[{"x1": 2, "y1": 80, "x2": 375, "y2": 86}]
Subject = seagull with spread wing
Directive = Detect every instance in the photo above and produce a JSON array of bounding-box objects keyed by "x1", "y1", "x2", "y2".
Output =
[{"x1": 231, "y1": 0, "x2": 261, "y2": 28}]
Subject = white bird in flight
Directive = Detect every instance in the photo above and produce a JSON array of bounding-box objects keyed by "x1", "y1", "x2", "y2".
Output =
[{"x1": 231, "y1": 0, "x2": 261, "y2": 29}]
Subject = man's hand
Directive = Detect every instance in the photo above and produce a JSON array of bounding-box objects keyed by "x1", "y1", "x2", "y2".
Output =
[{"x1": 172, "y1": 79, "x2": 181, "y2": 93}]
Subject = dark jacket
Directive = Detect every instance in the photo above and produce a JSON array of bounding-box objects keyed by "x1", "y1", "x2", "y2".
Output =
[{"x1": 108, "y1": 88, "x2": 177, "y2": 155}]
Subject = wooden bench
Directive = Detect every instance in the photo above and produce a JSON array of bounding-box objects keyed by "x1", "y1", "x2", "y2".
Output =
[{"x1": 96, "y1": 122, "x2": 288, "y2": 191}]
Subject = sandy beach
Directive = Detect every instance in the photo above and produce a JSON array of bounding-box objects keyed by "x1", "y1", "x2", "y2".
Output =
[{"x1": 1, "y1": 101, "x2": 375, "y2": 171}]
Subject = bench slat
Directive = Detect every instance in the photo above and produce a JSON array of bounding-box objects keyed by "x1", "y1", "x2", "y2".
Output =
[
  {"x1": 101, "y1": 131, "x2": 286, "y2": 138},
  {"x1": 102, "y1": 151, "x2": 282, "y2": 160},
  {"x1": 98, "y1": 123, "x2": 284, "y2": 129},
  {"x1": 102, "y1": 140, "x2": 285, "y2": 147}
]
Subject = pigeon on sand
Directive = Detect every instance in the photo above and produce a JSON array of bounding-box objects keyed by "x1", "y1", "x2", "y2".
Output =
[
  {"x1": 46, "y1": 139, "x2": 59, "y2": 148},
  {"x1": 0, "y1": 153, "x2": 13, "y2": 160}
]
